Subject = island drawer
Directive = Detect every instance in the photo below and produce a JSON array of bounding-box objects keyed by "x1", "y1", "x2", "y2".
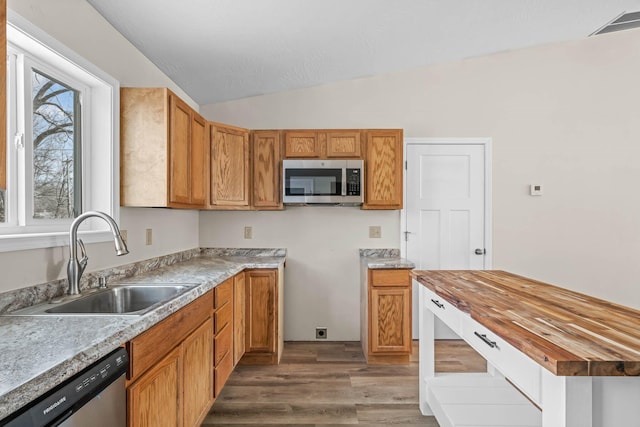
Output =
[
  {"x1": 461, "y1": 314, "x2": 541, "y2": 405},
  {"x1": 421, "y1": 286, "x2": 462, "y2": 335}
]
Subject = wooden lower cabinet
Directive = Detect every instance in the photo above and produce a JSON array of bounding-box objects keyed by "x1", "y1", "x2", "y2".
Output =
[
  {"x1": 213, "y1": 278, "x2": 234, "y2": 397},
  {"x1": 128, "y1": 346, "x2": 181, "y2": 427},
  {"x1": 362, "y1": 269, "x2": 412, "y2": 364},
  {"x1": 241, "y1": 268, "x2": 283, "y2": 365},
  {"x1": 182, "y1": 319, "x2": 214, "y2": 427},
  {"x1": 233, "y1": 272, "x2": 246, "y2": 365},
  {"x1": 127, "y1": 291, "x2": 214, "y2": 427}
]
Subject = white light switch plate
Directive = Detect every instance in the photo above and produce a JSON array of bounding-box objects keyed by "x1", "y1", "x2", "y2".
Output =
[{"x1": 369, "y1": 226, "x2": 382, "y2": 238}]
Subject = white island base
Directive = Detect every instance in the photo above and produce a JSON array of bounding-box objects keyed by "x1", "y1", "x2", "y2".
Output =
[{"x1": 418, "y1": 284, "x2": 640, "y2": 427}]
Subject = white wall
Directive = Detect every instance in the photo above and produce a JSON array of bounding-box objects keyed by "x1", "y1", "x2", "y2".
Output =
[
  {"x1": 0, "y1": 0, "x2": 200, "y2": 293},
  {"x1": 202, "y1": 29, "x2": 640, "y2": 314},
  {"x1": 200, "y1": 208, "x2": 399, "y2": 340}
]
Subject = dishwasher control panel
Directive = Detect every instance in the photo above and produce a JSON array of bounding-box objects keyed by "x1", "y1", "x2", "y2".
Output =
[{"x1": 2, "y1": 348, "x2": 128, "y2": 427}]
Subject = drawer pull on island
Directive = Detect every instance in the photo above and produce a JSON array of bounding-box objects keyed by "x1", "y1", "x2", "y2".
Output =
[
  {"x1": 474, "y1": 331, "x2": 497, "y2": 348},
  {"x1": 430, "y1": 299, "x2": 445, "y2": 309}
]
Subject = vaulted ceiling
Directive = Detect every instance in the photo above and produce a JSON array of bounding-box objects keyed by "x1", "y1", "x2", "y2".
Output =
[{"x1": 87, "y1": 0, "x2": 640, "y2": 105}]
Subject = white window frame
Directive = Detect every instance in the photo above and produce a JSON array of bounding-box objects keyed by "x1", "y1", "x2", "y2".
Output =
[{"x1": 1, "y1": 12, "x2": 120, "y2": 252}]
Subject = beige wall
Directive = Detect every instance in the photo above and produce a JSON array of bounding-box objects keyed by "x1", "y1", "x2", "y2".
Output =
[
  {"x1": 202, "y1": 27, "x2": 640, "y2": 329},
  {"x1": 0, "y1": 0, "x2": 200, "y2": 293},
  {"x1": 199, "y1": 208, "x2": 399, "y2": 341}
]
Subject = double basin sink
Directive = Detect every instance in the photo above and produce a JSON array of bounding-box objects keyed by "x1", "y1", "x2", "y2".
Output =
[{"x1": 12, "y1": 284, "x2": 197, "y2": 316}]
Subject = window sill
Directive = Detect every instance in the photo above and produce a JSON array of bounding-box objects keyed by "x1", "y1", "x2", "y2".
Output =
[{"x1": 0, "y1": 230, "x2": 114, "y2": 253}]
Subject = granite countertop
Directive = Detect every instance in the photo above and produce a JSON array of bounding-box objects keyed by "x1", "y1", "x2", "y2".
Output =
[
  {"x1": 0, "y1": 249, "x2": 286, "y2": 421},
  {"x1": 359, "y1": 248, "x2": 415, "y2": 269}
]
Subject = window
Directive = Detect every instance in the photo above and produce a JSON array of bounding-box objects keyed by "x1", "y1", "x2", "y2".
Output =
[{"x1": 2, "y1": 13, "x2": 120, "y2": 252}]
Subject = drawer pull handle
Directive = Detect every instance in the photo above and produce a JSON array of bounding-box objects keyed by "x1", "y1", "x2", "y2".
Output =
[
  {"x1": 474, "y1": 331, "x2": 497, "y2": 348},
  {"x1": 431, "y1": 299, "x2": 445, "y2": 309}
]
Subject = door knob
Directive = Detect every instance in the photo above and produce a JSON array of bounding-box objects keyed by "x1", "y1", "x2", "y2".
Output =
[{"x1": 474, "y1": 248, "x2": 486, "y2": 255}]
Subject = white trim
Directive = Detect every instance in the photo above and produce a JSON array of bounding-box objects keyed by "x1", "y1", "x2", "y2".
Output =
[
  {"x1": 0, "y1": 10, "x2": 121, "y2": 252},
  {"x1": 402, "y1": 137, "x2": 493, "y2": 269}
]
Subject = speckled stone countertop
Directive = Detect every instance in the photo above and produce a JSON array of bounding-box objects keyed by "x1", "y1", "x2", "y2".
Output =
[
  {"x1": 0, "y1": 248, "x2": 286, "y2": 421},
  {"x1": 359, "y1": 249, "x2": 415, "y2": 269}
]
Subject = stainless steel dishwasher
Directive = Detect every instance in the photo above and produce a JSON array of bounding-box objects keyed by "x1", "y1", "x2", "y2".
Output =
[{"x1": 3, "y1": 347, "x2": 128, "y2": 427}]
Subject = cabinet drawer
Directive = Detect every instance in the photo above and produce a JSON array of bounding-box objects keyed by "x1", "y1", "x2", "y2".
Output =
[
  {"x1": 214, "y1": 323, "x2": 232, "y2": 365},
  {"x1": 461, "y1": 314, "x2": 541, "y2": 405},
  {"x1": 215, "y1": 279, "x2": 233, "y2": 309},
  {"x1": 370, "y1": 269, "x2": 410, "y2": 287},
  {"x1": 128, "y1": 290, "x2": 213, "y2": 381},
  {"x1": 214, "y1": 300, "x2": 232, "y2": 334},
  {"x1": 214, "y1": 351, "x2": 233, "y2": 397},
  {"x1": 422, "y1": 286, "x2": 462, "y2": 335}
]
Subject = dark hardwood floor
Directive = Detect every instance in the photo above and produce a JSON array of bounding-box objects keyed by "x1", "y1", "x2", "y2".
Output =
[{"x1": 202, "y1": 340, "x2": 485, "y2": 426}]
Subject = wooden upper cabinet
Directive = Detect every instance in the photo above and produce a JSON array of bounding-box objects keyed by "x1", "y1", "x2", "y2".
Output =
[
  {"x1": 120, "y1": 88, "x2": 207, "y2": 208},
  {"x1": 363, "y1": 130, "x2": 404, "y2": 210},
  {"x1": 284, "y1": 131, "x2": 319, "y2": 158},
  {"x1": 326, "y1": 131, "x2": 361, "y2": 158},
  {"x1": 190, "y1": 113, "x2": 207, "y2": 207},
  {"x1": 209, "y1": 122, "x2": 250, "y2": 208},
  {"x1": 251, "y1": 130, "x2": 282, "y2": 210},
  {"x1": 169, "y1": 95, "x2": 191, "y2": 205}
]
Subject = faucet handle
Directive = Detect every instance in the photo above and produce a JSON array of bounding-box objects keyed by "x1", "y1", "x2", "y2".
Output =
[{"x1": 78, "y1": 239, "x2": 88, "y2": 274}]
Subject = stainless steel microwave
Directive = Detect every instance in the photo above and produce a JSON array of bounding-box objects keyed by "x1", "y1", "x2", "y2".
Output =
[{"x1": 282, "y1": 159, "x2": 364, "y2": 204}]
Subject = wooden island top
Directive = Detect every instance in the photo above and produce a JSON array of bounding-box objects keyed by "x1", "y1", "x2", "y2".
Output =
[{"x1": 411, "y1": 270, "x2": 640, "y2": 376}]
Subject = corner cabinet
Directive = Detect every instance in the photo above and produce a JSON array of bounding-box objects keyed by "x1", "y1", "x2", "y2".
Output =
[
  {"x1": 362, "y1": 269, "x2": 412, "y2": 364},
  {"x1": 363, "y1": 130, "x2": 404, "y2": 209},
  {"x1": 209, "y1": 122, "x2": 251, "y2": 209},
  {"x1": 121, "y1": 88, "x2": 207, "y2": 208}
]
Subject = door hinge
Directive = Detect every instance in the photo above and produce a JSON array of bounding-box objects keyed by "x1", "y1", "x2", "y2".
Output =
[
  {"x1": 404, "y1": 160, "x2": 407, "y2": 170},
  {"x1": 404, "y1": 231, "x2": 412, "y2": 241}
]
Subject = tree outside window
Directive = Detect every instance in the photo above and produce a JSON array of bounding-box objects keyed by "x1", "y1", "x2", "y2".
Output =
[{"x1": 31, "y1": 70, "x2": 81, "y2": 219}]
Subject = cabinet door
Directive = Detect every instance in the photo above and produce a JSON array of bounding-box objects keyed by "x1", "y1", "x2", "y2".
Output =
[
  {"x1": 233, "y1": 272, "x2": 246, "y2": 365},
  {"x1": 182, "y1": 318, "x2": 214, "y2": 427},
  {"x1": 364, "y1": 130, "x2": 403, "y2": 209},
  {"x1": 190, "y1": 113, "x2": 207, "y2": 207},
  {"x1": 169, "y1": 95, "x2": 192, "y2": 205},
  {"x1": 245, "y1": 270, "x2": 277, "y2": 353},
  {"x1": 128, "y1": 346, "x2": 182, "y2": 427},
  {"x1": 210, "y1": 124, "x2": 250, "y2": 207},
  {"x1": 370, "y1": 287, "x2": 411, "y2": 353},
  {"x1": 326, "y1": 131, "x2": 361, "y2": 158},
  {"x1": 284, "y1": 131, "x2": 319, "y2": 158},
  {"x1": 252, "y1": 131, "x2": 282, "y2": 209}
]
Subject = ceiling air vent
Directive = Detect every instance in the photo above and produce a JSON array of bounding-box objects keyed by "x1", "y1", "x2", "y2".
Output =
[{"x1": 591, "y1": 11, "x2": 640, "y2": 35}]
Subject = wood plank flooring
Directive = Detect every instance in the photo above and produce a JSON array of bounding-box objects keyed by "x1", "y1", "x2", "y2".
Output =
[{"x1": 202, "y1": 340, "x2": 485, "y2": 426}]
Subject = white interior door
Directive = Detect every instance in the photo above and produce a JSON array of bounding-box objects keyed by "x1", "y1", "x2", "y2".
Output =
[{"x1": 405, "y1": 140, "x2": 490, "y2": 338}]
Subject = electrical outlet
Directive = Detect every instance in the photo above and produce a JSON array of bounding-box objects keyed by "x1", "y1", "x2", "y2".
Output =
[
  {"x1": 244, "y1": 226, "x2": 253, "y2": 239},
  {"x1": 145, "y1": 228, "x2": 152, "y2": 245},
  {"x1": 369, "y1": 226, "x2": 382, "y2": 238},
  {"x1": 120, "y1": 230, "x2": 128, "y2": 245},
  {"x1": 315, "y1": 327, "x2": 327, "y2": 339}
]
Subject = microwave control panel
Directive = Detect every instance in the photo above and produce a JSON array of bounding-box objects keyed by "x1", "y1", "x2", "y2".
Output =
[{"x1": 346, "y1": 169, "x2": 361, "y2": 196}]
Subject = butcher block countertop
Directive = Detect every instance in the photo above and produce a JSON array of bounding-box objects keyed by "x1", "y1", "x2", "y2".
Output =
[{"x1": 411, "y1": 270, "x2": 640, "y2": 377}]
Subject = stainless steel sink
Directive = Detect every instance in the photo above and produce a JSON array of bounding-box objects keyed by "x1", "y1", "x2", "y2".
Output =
[{"x1": 10, "y1": 284, "x2": 197, "y2": 316}]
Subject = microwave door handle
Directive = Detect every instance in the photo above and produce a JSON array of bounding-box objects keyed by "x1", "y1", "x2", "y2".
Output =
[{"x1": 341, "y1": 169, "x2": 347, "y2": 196}]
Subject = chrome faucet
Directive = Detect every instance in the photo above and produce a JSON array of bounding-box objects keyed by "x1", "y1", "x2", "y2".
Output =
[{"x1": 67, "y1": 211, "x2": 129, "y2": 296}]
